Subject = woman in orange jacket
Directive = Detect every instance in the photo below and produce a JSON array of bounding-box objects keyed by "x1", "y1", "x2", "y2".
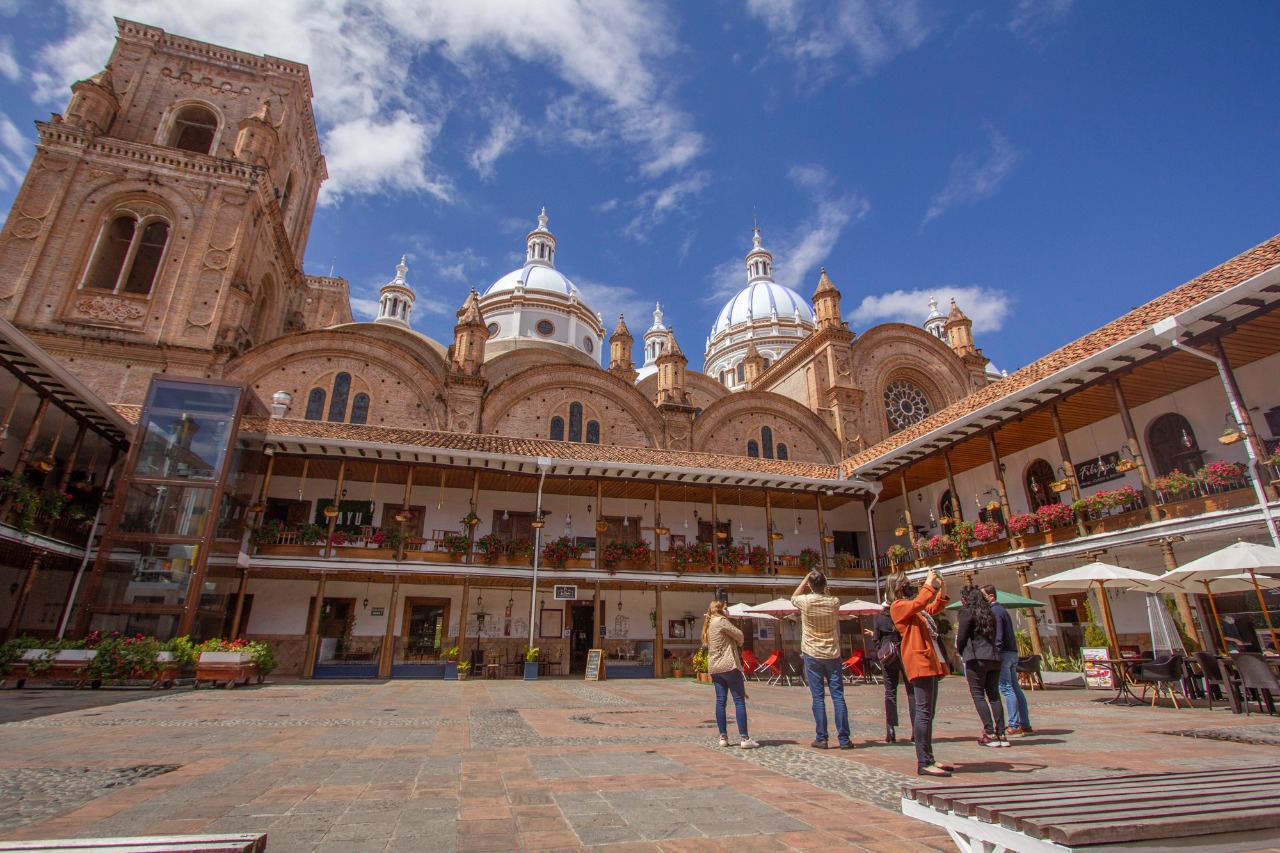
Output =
[{"x1": 889, "y1": 568, "x2": 953, "y2": 777}]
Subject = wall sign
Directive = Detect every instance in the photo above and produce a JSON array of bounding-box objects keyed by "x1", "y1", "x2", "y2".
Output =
[
  {"x1": 370, "y1": 607, "x2": 384, "y2": 616},
  {"x1": 1075, "y1": 452, "x2": 1124, "y2": 488},
  {"x1": 553, "y1": 585, "x2": 578, "y2": 600}
]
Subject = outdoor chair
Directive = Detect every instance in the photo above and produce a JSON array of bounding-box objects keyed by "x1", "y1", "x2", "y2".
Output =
[
  {"x1": 843, "y1": 650, "x2": 866, "y2": 683},
  {"x1": 1016, "y1": 654, "x2": 1044, "y2": 690},
  {"x1": 756, "y1": 650, "x2": 781, "y2": 682},
  {"x1": 781, "y1": 650, "x2": 806, "y2": 687},
  {"x1": 1128, "y1": 654, "x2": 1185, "y2": 708},
  {"x1": 1191, "y1": 652, "x2": 1240, "y2": 713},
  {"x1": 741, "y1": 649, "x2": 760, "y2": 679},
  {"x1": 1233, "y1": 652, "x2": 1280, "y2": 715}
]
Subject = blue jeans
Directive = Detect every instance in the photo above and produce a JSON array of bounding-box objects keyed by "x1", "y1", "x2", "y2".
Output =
[
  {"x1": 712, "y1": 670, "x2": 749, "y2": 738},
  {"x1": 802, "y1": 654, "x2": 850, "y2": 745},
  {"x1": 999, "y1": 650, "x2": 1030, "y2": 729}
]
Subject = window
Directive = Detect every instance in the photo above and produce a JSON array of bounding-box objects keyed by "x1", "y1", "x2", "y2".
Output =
[
  {"x1": 1025, "y1": 459, "x2": 1060, "y2": 511},
  {"x1": 550, "y1": 417, "x2": 565, "y2": 441},
  {"x1": 550, "y1": 402, "x2": 600, "y2": 444},
  {"x1": 747, "y1": 440, "x2": 759, "y2": 458},
  {"x1": 1147, "y1": 412, "x2": 1202, "y2": 477},
  {"x1": 568, "y1": 402, "x2": 583, "y2": 442},
  {"x1": 328, "y1": 373, "x2": 351, "y2": 422},
  {"x1": 736, "y1": 363, "x2": 745, "y2": 384},
  {"x1": 761, "y1": 426, "x2": 774, "y2": 459},
  {"x1": 777, "y1": 444, "x2": 788, "y2": 460},
  {"x1": 83, "y1": 215, "x2": 170, "y2": 296},
  {"x1": 487, "y1": 322, "x2": 500, "y2": 336},
  {"x1": 883, "y1": 379, "x2": 932, "y2": 433},
  {"x1": 536, "y1": 319, "x2": 555, "y2": 336},
  {"x1": 583, "y1": 337, "x2": 594, "y2": 353},
  {"x1": 169, "y1": 105, "x2": 218, "y2": 154},
  {"x1": 586, "y1": 420, "x2": 600, "y2": 444},
  {"x1": 304, "y1": 388, "x2": 325, "y2": 421},
  {"x1": 349, "y1": 393, "x2": 370, "y2": 425}
]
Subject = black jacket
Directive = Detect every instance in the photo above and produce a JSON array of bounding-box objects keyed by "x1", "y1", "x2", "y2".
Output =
[
  {"x1": 872, "y1": 612, "x2": 901, "y2": 649},
  {"x1": 956, "y1": 609, "x2": 1001, "y2": 664}
]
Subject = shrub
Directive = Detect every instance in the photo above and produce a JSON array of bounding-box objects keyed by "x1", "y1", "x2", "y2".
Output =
[
  {"x1": 1152, "y1": 469, "x2": 1197, "y2": 495},
  {"x1": 886, "y1": 544, "x2": 910, "y2": 564},
  {"x1": 540, "y1": 536, "x2": 584, "y2": 568},
  {"x1": 507, "y1": 537, "x2": 534, "y2": 559},
  {"x1": 972, "y1": 520, "x2": 1005, "y2": 542},
  {"x1": 692, "y1": 647, "x2": 708, "y2": 674},
  {"x1": 1006, "y1": 513, "x2": 1038, "y2": 537},
  {"x1": 1198, "y1": 460, "x2": 1247, "y2": 489},
  {"x1": 83, "y1": 634, "x2": 162, "y2": 682},
  {"x1": 476, "y1": 533, "x2": 507, "y2": 565},
  {"x1": 440, "y1": 532, "x2": 472, "y2": 555},
  {"x1": 1035, "y1": 502, "x2": 1074, "y2": 529},
  {"x1": 798, "y1": 547, "x2": 821, "y2": 570}
]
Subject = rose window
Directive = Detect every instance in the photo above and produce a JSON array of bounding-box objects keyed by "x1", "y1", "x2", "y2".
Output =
[{"x1": 883, "y1": 380, "x2": 931, "y2": 432}]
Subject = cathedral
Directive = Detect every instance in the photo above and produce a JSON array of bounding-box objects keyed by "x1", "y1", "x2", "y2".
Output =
[{"x1": 3, "y1": 20, "x2": 1278, "y2": 678}]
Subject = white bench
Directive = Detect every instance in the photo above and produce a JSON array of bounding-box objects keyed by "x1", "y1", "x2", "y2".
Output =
[{"x1": 0, "y1": 835, "x2": 266, "y2": 853}]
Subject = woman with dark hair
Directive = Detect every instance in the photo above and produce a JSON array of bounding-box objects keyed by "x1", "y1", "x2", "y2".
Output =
[
  {"x1": 702, "y1": 599, "x2": 759, "y2": 749},
  {"x1": 868, "y1": 583, "x2": 904, "y2": 743},
  {"x1": 888, "y1": 568, "x2": 952, "y2": 777},
  {"x1": 955, "y1": 585, "x2": 1009, "y2": 748}
]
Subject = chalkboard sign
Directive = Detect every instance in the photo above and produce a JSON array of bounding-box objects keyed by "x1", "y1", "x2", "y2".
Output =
[
  {"x1": 1075, "y1": 452, "x2": 1124, "y2": 488},
  {"x1": 584, "y1": 648, "x2": 606, "y2": 681}
]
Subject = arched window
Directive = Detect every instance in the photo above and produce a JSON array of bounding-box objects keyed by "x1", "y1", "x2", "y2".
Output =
[
  {"x1": 776, "y1": 443, "x2": 788, "y2": 460},
  {"x1": 83, "y1": 215, "x2": 169, "y2": 296},
  {"x1": 761, "y1": 426, "x2": 774, "y2": 459},
  {"x1": 1025, "y1": 459, "x2": 1060, "y2": 511},
  {"x1": 568, "y1": 402, "x2": 583, "y2": 442},
  {"x1": 586, "y1": 420, "x2": 600, "y2": 444},
  {"x1": 736, "y1": 363, "x2": 745, "y2": 384},
  {"x1": 1147, "y1": 412, "x2": 1202, "y2": 477},
  {"x1": 169, "y1": 105, "x2": 218, "y2": 154},
  {"x1": 327, "y1": 373, "x2": 351, "y2": 422},
  {"x1": 280, "y1": 171, "x2": 295, "y2": 215},
  {"x1": 747, "y1": 440, "x2": 759, "y2": 458},
  {"x1": 883, "y1": 379, "x2": 932, "y2": 433},
  {"x1": 304, "y1": 388, "x2": 325, "y2": 421},
  {"x1": 550, "y1": 417, "x2": 565, "y2": 441},
  {"x1": 349, "y1": 393, "x2": 370, "y2": 425}
]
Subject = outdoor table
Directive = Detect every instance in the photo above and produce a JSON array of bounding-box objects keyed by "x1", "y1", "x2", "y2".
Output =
[{"x1": 1097, "y1": 658, "x2": 1142, "y2": 706}]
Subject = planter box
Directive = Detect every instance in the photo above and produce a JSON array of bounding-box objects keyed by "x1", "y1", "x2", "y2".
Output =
[
  {"x1": 196, "y1": 651, "x2": 256, "y2": 688},
  {"x1": 444, "y1": 660, "x2": 459, "y2": 680},
  {"x1": 7, "y1": 649, "x2": 98, "y2": 688},
  {"x1": 523, "y1": 661, "x2": 539, "y2": 680},
  {"x1": 254, "y1": 544, "x2": 324, "y2": 558},
  {"x1": 968, "y1": 539, "x2": 1008, "y2": 559},
  {"x1": 1085, "y1": 507, "x2": 1148, "y2": 535},
  {"x1": 696, "y1": 672, "x2": 711, "y2": 683}
]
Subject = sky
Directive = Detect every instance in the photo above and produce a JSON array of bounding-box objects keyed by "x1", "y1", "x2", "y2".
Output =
[{"x1": 0, "y1": 1, "x2": 1278, "y2": 374}]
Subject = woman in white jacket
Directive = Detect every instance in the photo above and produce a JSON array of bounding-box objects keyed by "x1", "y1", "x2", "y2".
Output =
[{"x1": 702, "y1": 599, "x2": 760, "y2": 749}]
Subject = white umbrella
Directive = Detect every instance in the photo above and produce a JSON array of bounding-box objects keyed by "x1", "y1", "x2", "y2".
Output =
[
  {"x1": 839, "y1": 599, "x2": 885, "y2": 656},
  {"x1": 1157, "y1": 541, "x2": 1280, "y2": 652},
  {"x1": 726, "y1": 602, "x2": 776, "y2": 620},
  {"x1": 1027, "y1": 562, "x2": 1164, "y2": 655},
  {"x1": 743, "y1": 598, "x2": 800, "y2": 653}
]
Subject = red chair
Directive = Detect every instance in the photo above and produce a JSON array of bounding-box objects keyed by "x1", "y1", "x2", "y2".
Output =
[
  {"x1": 757, "y1": 650, "x2": 782, "y2": 683},
  {"x1": 843, "y1": 650, "x2": 866, "y2": 683},
  {"x1": 741, "y1": 649, "x2": 760, "y2": 680}
]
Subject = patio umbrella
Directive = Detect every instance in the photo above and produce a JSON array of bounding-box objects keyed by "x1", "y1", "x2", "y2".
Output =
[
  {"x1": 839, "y1": 599, "x2": 885, "y2": 654},
  {"x1": 1026, "y1": 562, "x2": 1164, "y2": 656},
  {"x1": 944, "y1": 589, "x2": 1049, "y2": 611},
  {"x1": 1157, "y1": 541, "x2": 1280, "y2": 653},
  {"x1": 726, "y1": 602, "x2": 776, "y2": 620},
  {"x1": 743, "y1": 598, "x2": 800, "y2": 653}
]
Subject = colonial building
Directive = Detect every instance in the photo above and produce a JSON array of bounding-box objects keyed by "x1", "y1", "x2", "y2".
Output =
[{"x1": 1, "y1": 20, "x2": 1277, "y2": 678}]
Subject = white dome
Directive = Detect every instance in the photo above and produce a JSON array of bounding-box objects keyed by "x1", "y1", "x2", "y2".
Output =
[
  {"x1": 484, "y1": 264, "x2": 580, "y2": 298},
  {"x1": 710, "y1": 280, "x2": 815, "y2": 338}
]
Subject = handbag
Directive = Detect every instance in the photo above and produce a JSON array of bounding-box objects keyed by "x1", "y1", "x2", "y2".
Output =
[{"x1": 878, "y1": 638, "x2": 900, "y2": 668}]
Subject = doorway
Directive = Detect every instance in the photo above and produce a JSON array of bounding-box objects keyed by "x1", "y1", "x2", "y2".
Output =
[
  {"x1": 400, "y1": 597, "x2": 450, "y2": 661},
  {"x1": 570, "y1": 603, "x2": 595, "y2": 673}
]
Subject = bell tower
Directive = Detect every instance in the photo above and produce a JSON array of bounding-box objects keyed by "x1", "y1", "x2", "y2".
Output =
[{"x1": 0, "y1": 19, "x2": 338, "y2": 402}]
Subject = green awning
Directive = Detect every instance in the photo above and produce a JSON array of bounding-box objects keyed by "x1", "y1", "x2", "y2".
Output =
[{"x1": 945, "y1": 589, "x2": 1048, "y2": 610}]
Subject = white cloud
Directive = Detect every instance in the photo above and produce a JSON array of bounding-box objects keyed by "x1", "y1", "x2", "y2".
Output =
[
  {"x1": 1010, "y1": 0, "x2": 1075, "y2": 42},
  {"x1": 0, "y1": 112, "x2": 30, "y2": 186},
  {"x1": 574, "y1": 277, "x2": 653, "y2": 334},
  {"x1": 0, "y1": 37, "x2": 20, "y2": 81},
  {"x1": 922, "y1": 125, "x2": 1023, "y2": 226},
  {"x1": 626, "y1": 171, "x2": 711, "y2": 239},
  {"x1": 705, "y1": 164, "x2": 869, "y2": 305},
  {"x1": 847, "y1": 285, "x2": 1012, "y2": 334},
  {"x1": 32, "y1": 0, "x2": 706, "y2": 203},
  {"x1": 745, "y1": 0, "x2": 935, "y2": 84}
]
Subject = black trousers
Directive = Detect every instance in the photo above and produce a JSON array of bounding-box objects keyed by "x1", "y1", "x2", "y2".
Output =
[
  {"x1": 905, "y1": 674, "x2": 939, "y2": 769},
  {"x1": 965, "y1": 659, "x2": 1006, "y2": 736},
  {"x1": 882, "y1": 660, "x2": 903, "y2": 728}
]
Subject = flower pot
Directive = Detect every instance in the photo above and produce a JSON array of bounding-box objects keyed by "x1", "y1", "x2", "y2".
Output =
[
  {"x1": 523, "y1": 661, "x2": 539, "y2": 680},
  {"x1": 444, "y1": 660, "x2": 459, "y2": 680},
  {"x1": 199, "y1": 651, "x2": 252, "y2": 664}
]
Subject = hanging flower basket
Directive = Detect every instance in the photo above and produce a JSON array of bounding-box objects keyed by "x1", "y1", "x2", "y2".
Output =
[
  {"x1": 461, "y1": 512, "x2": 480, "y2": 527},
  {"x1": 1049, "y1": 479, "x2": 1070, "y2": 493},
  {"x1": 1115, "y1": 459, "x2": 1136, "y2": 473},
  {"x1": 595, "y1": 520, "x2": 610, "y2": 532},
  {"x1": 985, "y1": 501, "x2": 1001, "y2": 513},
  {"x1": 654, "y1": 525, "x2": 669, "y2": 536},
  {"x1": 715, "y1": 530, "x2": 728, "y2": 540},
  {"x1": 323, "y1": 503, "x2": 340, "y2": 519},
  {"x1": 893, "y1": 526, "x2": 909, "y2": 537},
  {"x1": 770, "y1": 531, "x2": 784, "y2": 541}
]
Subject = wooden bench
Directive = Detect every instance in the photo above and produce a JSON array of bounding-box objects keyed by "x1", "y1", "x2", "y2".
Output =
[
  {"x1": 0, "y1": 834, "x2": 266, "y2": 852},
  {"x1": 902, "y1": 765, "x2": 1280, "y2": 852}
]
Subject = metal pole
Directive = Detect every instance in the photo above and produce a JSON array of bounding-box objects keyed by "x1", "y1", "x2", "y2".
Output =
[{"x1": 527, "y1": 460, "x2": 550, "y2": 652}]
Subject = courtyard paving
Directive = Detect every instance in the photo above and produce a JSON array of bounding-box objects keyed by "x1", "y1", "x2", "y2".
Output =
[{"x1": 1, "y1": 673, "x2": 1279, "y2": 852}]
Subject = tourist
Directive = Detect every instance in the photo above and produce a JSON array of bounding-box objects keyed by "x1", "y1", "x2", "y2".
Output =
[
  {"x1": 889, "y1": 568, "x2": 952, "y2": 776},
  {"x1": 867, "y1": 589, "x2": 904, "y2": 744},
  {"x1": 791, "y1": 571, "x2": 853, "y2": 749},
  {"x1": 956, "y1": 585, "x2": 1009, "y2": 748},
  {"x1": 983, "y1": 584, "x2": 1033, "y2": 735},
  {"x1": 702, "y1": 599, "x2": 759, "y2": 749}
]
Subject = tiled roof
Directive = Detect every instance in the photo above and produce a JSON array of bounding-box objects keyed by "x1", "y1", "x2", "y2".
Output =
[
  {"x1": 843, "y1": 231, "x2": 1280, "y2": 475},
  {"x1": 113, "y1": 405, "x2": 843, "y2": 481}
]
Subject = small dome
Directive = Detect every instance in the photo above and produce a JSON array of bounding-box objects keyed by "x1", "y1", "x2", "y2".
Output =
[
  {"x1": 710, "y1": 280, "x2": 815, "y2": 338},
  {"x1": 484, "y1": 264, "x2": 581, "y2": 298}
]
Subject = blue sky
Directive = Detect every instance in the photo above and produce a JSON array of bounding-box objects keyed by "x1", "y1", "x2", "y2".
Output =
[{"x1": 1, "y1": 1, "x2": 1277, "y2": 374}]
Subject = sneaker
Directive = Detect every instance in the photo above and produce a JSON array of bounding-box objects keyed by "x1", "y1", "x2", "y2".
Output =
[
  {"x1": 718, "y1": 735, "x2": 729, "y2": 748},
  {"x1": 1006, "y1": 726, "x2": 1023, "y2": 735},
  {"x1": 996, "y1": 734, "x2": 1012, "y2": 747},
  {"x1": 838, "y1": 742, "x2": 856, "y2": 750},
  {"x1": 1020, "y1": 726, "x2": 1034, "y2": 735},
  {"x1": 978, "y1": 733, "x2": 1002, "y2": 748},
  {"x1": 917, "y1": 764, "x2": 952, "y2": 777},
  {"x1": 810, "y1": 739, "x2": 828, "y2": 749},
  {"x1": 886, "y1": 725, "x2": 896, "y2": 744},
  {"x1": 739, "y1": 738, "x2": 760, "y2": 749}
]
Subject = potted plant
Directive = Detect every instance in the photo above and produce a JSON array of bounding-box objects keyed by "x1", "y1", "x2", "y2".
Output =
[
  {"x1": 798, "y1": 547, "x2": 821, "y2": 571},
  {"x1": 476, "y1": 533, "x2": 507, "y2": 565},
  {"x1": 1006, "y1": 513, "x2": 1038, "y2": 538},
  {"x1": 671, "y1": 657, "x2": 686, "y2": 678},
  {"x1": 692, "y1": 647, "x2": 710, "y2": 683},
  {"x1": 440, "y1": 532, "x2": 472, "y2": 557},
  {"x1": 748, "y1": 545, "x2": 770, "y2": 572},
  {"x1": 1152, "y1": 469, "x2": 1198, "y2": 499},
  {"x1": 460, "y1": 511, "x2": 480, "y2": 527},
  {"x1": 248, "y1": 640, "x2": 277, "y2": 683},
  {"x1": 443, "y1": 646, "x2": 460, "y2": 680},
  {"x1": 507, "y1": 537, "x2": 534, "y2": 562},
  {"x1": 83, "y1": 633, "x2": 162, "y2": 685},
  {"x1": 972, "y1": 520, "x2": 1005, "y2": 543},
  {"x1": 722, "y1": 543, "x2": 748, "y2": 574},
  {"x1": 1197, "y1": 460, "x2": 1247, "y2": 490},
  {"x1": 541, "y1": 536, "x2": 584, "y2": 568},
  {"x1": 295, "y1": 522, "x2": 326, "y2": 545},
  {"x1": 195, "y1": 638, "x2": 256, "y2": 688},
  {"x1": 457, "y1": 660, "x2": 471, "y2": 681},
  {"x1": 886, "y1": 544, "x2": 910, "y2": 565},
  {"x1": 947, "y1": 520, "x2": 975, "y2": 558},
  {"x1": 1035, "y1": 502, "x2": 1075, "y2": 530},
  {"x1": 523, "y1": 646, "x2": 540, "y2": 680}
]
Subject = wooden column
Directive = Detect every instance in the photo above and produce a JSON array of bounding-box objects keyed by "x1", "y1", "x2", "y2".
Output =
[
  {"x1": 593, "y1": 580, "x2": 601, "y2": 645},
  {"x1": 323, "y1": 460, "x2": 347, "y2": 558},
  {"x1": 397, "y1": 466, "x2": 415, "y2": 561},
  {"x1": 1050, "y1": 405, "x2": 1081, "y2": 504},
  {"x1": 1111, "y1": 379, "x2": 1157, "y2": 508},
  {"x1": 378, "y1": 576, "x2": 401, "y2": 677},
  {"x1": 229, "y1": 569, "x2": 251, "y2": 639},
  {"x1": 1095, "y1": 582, "x2": 1121, "y2": 658},
  {"x1": 466, "y1": 470, "x2": 481, "y2": 564},
  {"x1": 653, "y1": 584, "x2": 664, "y2": 678},
  {"x1": 711, "y1": 487, "x2": 720, "y2": 574},
  {"x1": 595, "y1": 479, "x2": 604, "y2": 574},
  {"x1": 57, "y1": 424, "x2": 88, "y2": 493},
  {"x1": 457, "y1": 576, "x2": 471, "y2": 662},
  {"x1": 12, "y1": 395, "x2": 49, "y2": 475},
  {"x1": 653, "y1": 483, "x2": 662, "y2": 571},
  {"x1": 1214, "y1": 337, "x2": 1277, "y2": 499},
  {"x1": 900, "y1": 473, "x2": 920, "y2": 568},
  {"x1": 302, "y1": 573, "x2": 327, "y2": 678},
  {"x1": 987, "y1": 431, "x2": 1013, "y2": 522},
  {"x1": 0, "y1": 383, "x2": 23, "y2": 456},
  {"x1": 252, "y1": 451, "x2": 277, "y2": 531},
  {"x1": 1156, "y1": 539, "x2": 1203, "y2": 653},
  {"x1": 765, "y1": 490, "x2": 776, "y2": 574},
  {"x1": 943, "y1": 451, "x2": 963, "y2": 523},
  {"x1": 5, "y1": 552, "x2": 43, "y2": 641},
  {"x1": 816, "y1": 493, "x2": 829, "y2": 571},
  {"x1": 1015, "y1": 565, "x2": 1045, "y2": 657}
]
